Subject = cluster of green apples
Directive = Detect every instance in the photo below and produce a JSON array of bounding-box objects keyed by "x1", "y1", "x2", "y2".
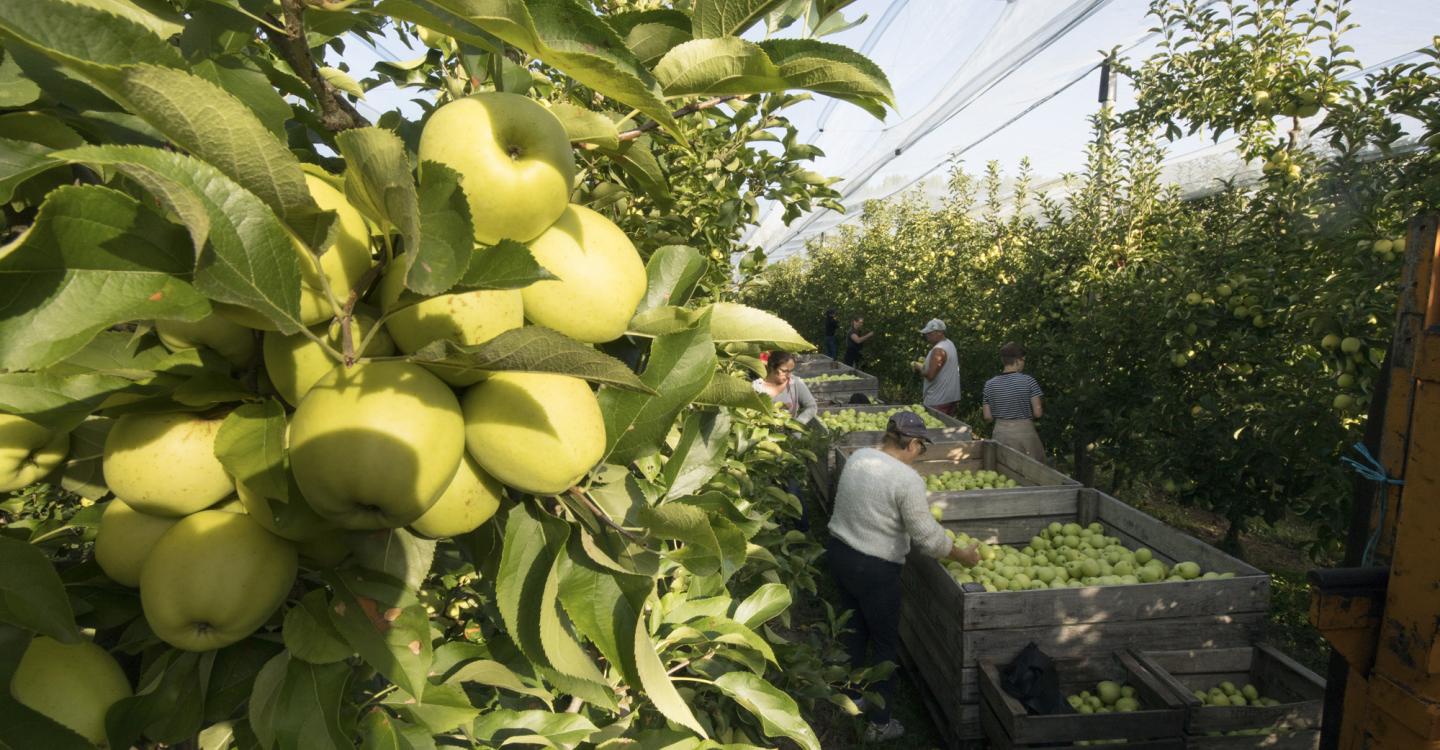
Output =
[
  {"x1": 1, "y1": 93, "x2": 651, "y2": 739},
  {"x1": 941, "y1": 522, "x2": 1228, "y2": 591},
  {"x1": 818, "y1": 405, "x2": 945, "y2": 433},
  {"x1": 1193, "y1": 680, "x2": 1282, "y2": 708},
  {"x1": 925, "y1": 469, "x2": 1018, "y2": 492},
  {"x1": 805, "y1": 373, "x2": 863, "y2": 384},
  {"x1": 1067, "y1": 680, "x2": 1142, "y2": 714},
  {"x1": 1363, "y1": 234, "x2": 1406, "y2": 263}
]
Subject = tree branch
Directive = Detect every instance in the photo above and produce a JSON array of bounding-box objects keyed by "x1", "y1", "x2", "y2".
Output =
[
  {"x1": 617, "y1": 95, "x2": 742, "y2": 142},
  {"x1": 338, "y1": 262, "x2": 385, "y2": 366},
  {"x1": 567, "y1": 487, "x2": 653, "y2": 549},
  {"x1": 265, "y1": 0, "x2": 369, "y2": 133}
]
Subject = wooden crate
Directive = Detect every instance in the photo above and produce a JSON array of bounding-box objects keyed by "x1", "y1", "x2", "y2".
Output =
[
  {"x1": 978, "y1": 651, "x2": 1186, "y2": 747},
  {"x1": 898, "y1": 488, "x2": 1270, "y2": 744},
  {"x1": 795, "y1": 359, "x2": 880, "y2": 405},
  {"x1": 1135, "y1": 645, "x2": 1325, "y2": 750},
  {"x1": 810, "y1": 404, "x2": 971, "y2": 507}
]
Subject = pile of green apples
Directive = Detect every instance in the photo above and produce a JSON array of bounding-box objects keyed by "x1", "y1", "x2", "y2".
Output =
[
  {"x1": 925, "y1": 469, "x2": 1019, "y2": 491},
  {"x1": 1193, "y1": 680, "x2": 1282, "y2": 708},
  {"x1": 1067, "y1": 680, "x2": 1143, "y2": 714},
  {"x1": 818, "y1": 405, "x2": 945, "y2": 433},
  {"x1": 940, "y1": 521, "x2": 1231, "y2": 591},
  {"x1": 806, "y1": 373, "x2": 863, "y2": 384}
]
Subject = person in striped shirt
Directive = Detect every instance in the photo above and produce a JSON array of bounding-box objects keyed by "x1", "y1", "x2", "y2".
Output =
[{"x1": 982, "y1": 342, "x2": 1046, "y2": 461}]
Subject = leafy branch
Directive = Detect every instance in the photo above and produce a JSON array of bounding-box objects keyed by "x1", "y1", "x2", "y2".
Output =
[
  {"x1": 264, "y1": 0, "x2": 370, "y2": 133},
  {"x1": 618, "y1": 96, "x2": 742, "y2": 143}
]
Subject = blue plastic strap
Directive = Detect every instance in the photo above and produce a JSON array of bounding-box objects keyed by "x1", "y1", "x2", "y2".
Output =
[{"x1": 1340, "y1": 443, "x2": 1404, "y2": 485}]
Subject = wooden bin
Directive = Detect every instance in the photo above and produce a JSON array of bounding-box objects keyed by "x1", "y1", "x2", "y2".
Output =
[
  {"x1": 978, "y1": 651, "x2": 1186, "y2": 749},
  {"x1": 810, "y1": 404, "x2": 971, "y2": 508},
  {"x1": 907, "y1": 440, "x2": 1079, "y2": 514},
  {"x1": 1134, "y1": 645, "x2": 1326, "y2": 750},
  {"x1": 897, "y1": 488, "x2": 1270, "y2": 746},
  {"x1": 795, "y1": 359, "x2": 880, "y2": 405}
]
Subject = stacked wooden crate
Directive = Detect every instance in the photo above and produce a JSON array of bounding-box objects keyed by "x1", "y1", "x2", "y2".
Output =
[
  {"x1": 809, "y1": 406, "x2": 971, "y2": 509},
  {"x1": 793, "y1": 358, "x2": 880, "y2": 404},
  {"x1": 896, "y1": 487, "x2": 1270, "y2": 748}
]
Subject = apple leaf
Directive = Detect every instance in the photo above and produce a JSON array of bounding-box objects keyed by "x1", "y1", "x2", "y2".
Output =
[
  {"x1": 601, "y1": 135, "x2": 669, "y2": 203},
  {"x1": 0, "y1": 371, "x2": 138, "y2": 434},
  {"x1": 661, "y1": 411, "x2": 731, "y2": 498},
  {"x1": 336, "y1": 127, "x2": 420, "y2": 271},
  {"x1": 423, "y1": 0, "x2": 682, "y2": 142},
  {"x1": 444, "y1": 658, "x2": 553, "y2": 703},
  {"x1": 455, "y1": 239, "x2": 558, "y2": 291},
  {"x1": 214, "y1": 401, "x2": 292, "y2": 505},
  {"x1": 705, "y1": 302, "x2": 812, "y2": 350},
  {"x1": 284, "y1": 590, "x2": 353, "y2": 665},
  {"x1": 599, "y1": 310, "x2": 716, "y2": 464},
  {"x1": 411, "y1": 160, "x2": 473, "y2": 295},
  {"x1": 758, "y1": 38, "x2": 894, "y2": 118},
  {"x1": 633, "y1": 608, "x2": 707, "y2": 738},
  {"x1": 714, "y1": 672, "x2": 820, "y2": 750},
  {"x1": 690, "y1": 0, "x2": 790, "y2": 38},
  {"x1": 405, "y1": 327, "x2": 654, "y2": 394},
  {"x1": 547, "y1": 102, "x2": 620, "y2": 150},
  {"x1": 669, "y1": 615, "x2": 775, "y2": 672},
  {"x1": 0, "y1": 693, "x2": 96, "y2": 750},
  {"x1": 654, "y1": 37, "x2": 784, "y2": 96},
  {"x1": 0, "y1": 0, "x2": 186, "y2": 69},
  {"x1": 345, "y1": 528, "x2": 437, "y2": 595},
  {"x1": 609, "y1": 9, "x2": 693, "y2": 65},
  {"x1": 247, "y1": 652, "x2": 355, "y2": 750},
  {"x1": 106, "y1": 651, "x2": 206, "y2": 748},
  {"x1": 673, "y1": 490, "x2": 764, "y2": 539},
  {"x1": 731, "y1": 582, "x2": 792, "y2": 630},
  {"x1": 0, "y1": 136, "x2": 61, "y2": 203},
  {"x1": 0, "y1": 185, "x2": 209, "y2": 371},
  {"x1": 383, "y1": 682, "x2": 478, "y2": 734},
  {"x1": 556, "y1": 534, "x2": 653, "y2": 688},
  {"x1": 203, "y1": 638, "x2": 285, "y2": 724},
  {"x1": 358, "y1": 710, "x2": 434, "y2": 750},
  {"x1": 58, "y1": 417, "x2": 112, "y2": 501},
  {"x1": 0, "y1": 52, "x2": 41, "y2": 108},
  {"x1": 0, "y1": 537, "x2": 81, "y2": 643},
  {"x1": 471, "y1": 709, "x2": 599, "y2": 748},
  {"x1": 191, "y1": 57, "x2": 293, "y2": 138},
  {"x1": 692, "y1": 372, "x2": 769, "y2": 410},
  {"x1": 53, "y1": 145, "x2": 306, "y2": 334},
  {"x1": 638, "y1": 245, "x2": 707, "y2": 314},
  {"x1": 326, "y1": 573, "x2": 433, "y2": 700},
  {"x1": 635, "y1": 503, "x2": 725, "y2": 577}
]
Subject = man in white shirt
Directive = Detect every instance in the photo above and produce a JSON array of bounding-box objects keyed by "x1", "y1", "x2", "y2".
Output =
[{"x1": 913, "y1": 318, "x2": 961, "y2": 416}]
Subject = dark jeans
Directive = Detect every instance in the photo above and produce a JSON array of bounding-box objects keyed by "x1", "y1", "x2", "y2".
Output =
[
  {"x1": 822, "y1": 334, "x2": 839, "y2": 359},
  {"x1": 826, "y1": 536, "x2": 903, "y2": 723}
]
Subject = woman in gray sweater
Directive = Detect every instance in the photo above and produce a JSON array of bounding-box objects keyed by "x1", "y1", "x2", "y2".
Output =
[
  {"x1": 827, "y1": 411, "x2": 980, "y2": 742},
  {"x1": 751, "y1": 350, "x2": 817, "y2": 424}
]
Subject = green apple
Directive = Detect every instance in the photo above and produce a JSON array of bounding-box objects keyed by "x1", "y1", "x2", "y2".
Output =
[
  {"x1": 0, "y1": 414, "x2": 69, "y2": 492},
  {"x1": 522, "y1": 205, "x2": 647, "y2": 343},
  {"x1": 1340, "y1": 337, "x2": 1362, "y2": 354},
  {"x1": 94, "y1": 499, "x2": 178, "y2": 587},
  {"x1": 155, "y1": 313, "x2": 257, "y2": 367},
  {"x1": 1097, "y1": 681, "x2": 1122, "y2": 705},
  {"x1": 141, "y1": 510, "x2": 297, "y2": 651},
  {"x1": 1333, "y1": 394, "x2": 1354, "y2": 410},
  {"x1": 385, "y1": 288, "x2": 524, "y2": 385},
  {"x1": 290, "y1": 362, "x2": 465, "y2": 529},
  {"x1": 236, "y1": 482, "x2": 334, "y2": 542},
  {"x1": 417, "y1": 92, "x2": 575, "y2": 245},
  {"x1": 930, "y1": 504, "x2": 944, "y2": 520},
  {"x1": 410, "y1": 453, "x2": 505, "y2": 538},
  {"x1": 217, "y1": 174, "x2": 374, "y2": 330},
  {"x1": 103, "y1": 412, "x2": 234, "y2": 517},
  {"x1": 262, "y1": 312, "x2": 395, "y2": 406},
  {"x1": 1175, "y1": 561, "x2": 1202, "y2": 579},
  {"x1": 10, "y1": 636, "x2": 132, "y2": 744},
  {"x1": 461, "y1": 372, "x2": 605, "y2": 495}
]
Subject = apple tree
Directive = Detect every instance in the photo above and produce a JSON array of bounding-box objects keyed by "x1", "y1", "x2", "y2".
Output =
[{"x1": 0, "y1": 0, "x2": 897, "y2": 747}]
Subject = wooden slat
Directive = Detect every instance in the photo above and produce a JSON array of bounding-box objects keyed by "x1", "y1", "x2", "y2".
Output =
[
  {"x1": 931, "y1": 490, "x2": 1080, "y2": 522},
  {"x1": 959, "y1": 576, "x2": 1271, "y2": 630},
  {"x1": 1253, "y1": 644, "x2": 1327, "y2": 701},
  {"x1": 1184, "y1": 730, "x2": 1320, "y2": 750},
  {"x1": 964, "y1": 612, "x2": 1266, "y2": 663},
  {"x1": 1133, "y1": 646, "x2": 1326, "y2": 735},
  {"x1": 995, "y1": 444, "x2": 1082, "y2": 486},
  {"x1": 980, "y1": 701, "x2": 1187, "y2": 750},
  {"x1": 978, "y1": 657, "x2": 1185, "y2": 744},
  {"x1": 1092, "y1": 491, "x2": 1264, "y2": 576}
]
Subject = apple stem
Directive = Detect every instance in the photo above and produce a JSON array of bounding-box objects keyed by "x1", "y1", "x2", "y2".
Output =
[
  {"x1": 617, "y1": 96, "x2": 741, "y2": 142},
  {"x1": 339, "y1": 263, "x2": 386, "y2": 366}
]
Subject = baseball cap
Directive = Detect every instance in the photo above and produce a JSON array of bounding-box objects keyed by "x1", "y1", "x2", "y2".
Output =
[
  {"x1": 919, "y1": 319, "x2": 946, "y2": 334},
  {"x1": 886, "y1": 411, "x2": 933, "y2": 443}
]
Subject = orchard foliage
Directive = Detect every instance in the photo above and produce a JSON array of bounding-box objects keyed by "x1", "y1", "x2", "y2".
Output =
[
  {"x1": 0, "y1": 0, "x2": 898, "y2": 748},
  {"x1": 754, "y1": 0, "x2": 1439, "y2": 552}
]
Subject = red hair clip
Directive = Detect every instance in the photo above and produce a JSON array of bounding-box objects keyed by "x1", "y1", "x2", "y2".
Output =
[{"x1": 759, "y1": 351, "x2": 771, "y2": 363}]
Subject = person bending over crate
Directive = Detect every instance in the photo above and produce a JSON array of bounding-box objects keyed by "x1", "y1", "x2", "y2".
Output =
[
  {"x1": 826, "y1": 411, "x2": 981, "y2": 743},
  {"x1": 982, "y1": 341, "x2": 1046, "y2": 461}
]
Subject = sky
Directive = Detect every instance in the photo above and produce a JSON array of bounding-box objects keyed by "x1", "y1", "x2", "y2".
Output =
[{"x1": 339, "y1": 1, "x2": 1439, "y2": 257}]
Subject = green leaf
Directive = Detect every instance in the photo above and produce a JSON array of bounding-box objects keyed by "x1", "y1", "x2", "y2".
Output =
[
  {"x1": 731, "y1": 583, "x2": 791, "y2": 629},
  {"x1": 59, "y1": 417, "x2": 111, "y2": 501},
  {"x1": 757, "y1": 38, "x2": 894, "y2": 117},
  {"x1": 654, "y1": 38, "x2": 783, "y2": 96},
  {"x1": 346, "y1": 528, "x2": 437, "y2": 594},
  {"x1": 0, "y1": 693, "x2": 97, "y2": 750},
  {"x1": 360, "y1": 710, "x2": 434, "y2": 750},
  {"x1": 636, "y1": 503, "x2": 727, "y2": 577},
  {"x1": 284, "y1": 590, "x2": 352, "y2": 665},
  {"x1": 637, "y1": 245, "x2": 707, "y2": 313},
  {"x1": 609, "y1": 10, "x2": 693, "y2": 65},
  {"x1": 106, "y1": 651, "x2": 206, "y2": 748},
  {"x1": 337, "y1": 127, "x2": 419, "y2": 264},
  {"x1": 548, "y1": 102, "x2": 620, "y2": 150},
  {"x1": 191, "y1": 57, "x2": 294, "y2": 138},
  {"x1": 247, "y1": 653, "x2": 356, "y2": 750},
  {"x1": 53, "y1": 145, "x2": 306, "y2": 333},
  {"x1": 384, "y1": 682, "x2": 478, "y2": 734},
  {"x1": 691, "y1": 0, "x2": 790, "y2": 37},
  {"x1": 0, "y1": 52, "x2": 41, "y2": 107},
  {"x1": 692, "y1": 373, "x2": 768, "y2": 410},
  {"x1": 425, "y1": 0, "x2": 682, "y2": 141},
  {"x1": 473, "y1": 709, "x2": 598, "y2": 750},
  {"x1": 713, "y1": 671, "x2": 819, "y2": 750},
  {"x1": 673, "y1": 491, "x2": 763, "y2": 539},
  {"x1": 0, "y1": 111, "x2": 85, "y2": 150},
  {"x1": 0, "y1": 370, "x2": 137, "y2": 433},
  {"x1": 662, "y1": 411, "x2": 730, "y2": 498},
  {"x1": 0, "y1": 0, "x2": 185, "y2": 68},
  {"x1": 320, "y1": 66, "x2": 366, "y2": 98},
  {"x1": 604, "y1": 135, "x2": 669, "y2": 202},
  {"x1": 633, "y1": 607, "x2": 707, "y2": 738},
  {"x1": 204, "y1": 638, "x2": 285, "y2": 724},
  {"x1": 326, "y1": 573, "x2": 433, "y2": 699},
  {"x1": 705, "y1": 302, "x2": 811, "y2": 350},
  {"x1": 455, "y1": 239, "x2": 558, "y2": 291},
  {"x1": 0, "y1": 185, "x2": 208, "y2": 371},
  {"x1": 406, "y1": 326, "x2": 653, "y2": 393},
  {"x1": 214, "y1": 401, "x2": 291, "y2": 504},
  {"x1": 599, "y1": 311, "x2": 716, "y2": 464},
  {"x1": 556, "y1": 533, "x2": 653, "y2": 687},
  {"x1": 64, "y1": 0, "x2": 183, "y2": 40},
  {"x1": 0, "y1": 537, "x2": 80, "y2": 643},
  {"x1": 412, "y1": 160, "x2": 474, "y2": 295},
  {"x1": 664, "y1": 616, "x2": 774, "y2": 673},
  {"x1": 445, "y1": 658, "x2": 552, "y2": 702},
  {"x1": 0, "y1": 136, "x2": 61, "y2": 203}
]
